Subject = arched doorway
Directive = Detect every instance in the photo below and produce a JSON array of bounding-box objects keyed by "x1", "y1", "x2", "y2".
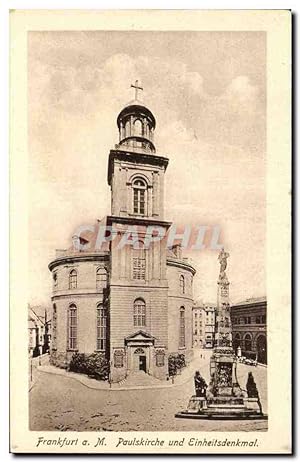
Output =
[
  {"x1": 256, "y1": 335, "x2": 267, "y2": 364},
  {"x1": 134, "y1": 347, "x2": 147, "y2": 372}
]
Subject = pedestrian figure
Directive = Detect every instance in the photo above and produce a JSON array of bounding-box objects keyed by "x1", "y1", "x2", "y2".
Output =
[
  {"x1": 194, "y1": 371, "x2": 207, "y2": 397},
  {"x1": 246, "y1": 372, "x2": 263, "y2": 414}
]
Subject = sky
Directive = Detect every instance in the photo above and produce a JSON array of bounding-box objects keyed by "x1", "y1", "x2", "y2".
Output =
[{"x1": 28, "y1": 31, "x2": 266, "y2": 306}]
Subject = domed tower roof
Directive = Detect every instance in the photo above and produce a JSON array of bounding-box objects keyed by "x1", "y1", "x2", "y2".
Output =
[{"x1": 116, "y1": 81, "x2": 156, "y2": 153}]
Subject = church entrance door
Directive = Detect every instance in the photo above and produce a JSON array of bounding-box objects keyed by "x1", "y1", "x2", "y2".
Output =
[{"x1": 139, "y1": 355, "x2": 146, "y2": 372}]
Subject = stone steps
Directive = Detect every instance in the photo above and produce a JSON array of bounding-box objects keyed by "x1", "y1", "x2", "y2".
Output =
[{"x1": 118, "y1": 371, "x2": 162, "y2": 388}]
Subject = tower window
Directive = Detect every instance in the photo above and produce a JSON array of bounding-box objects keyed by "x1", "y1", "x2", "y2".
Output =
[
  {"x1": 179, "y1": 306, "x2": 186, "y2": 348},
  {"x1": 133, "y1": 178, "x2": 147, "y2": 215},
  {"x1": 133, "y1": 298, "x2": 146, "y2": 327},
  {"x1": 125, "y1": 120, "x2": 131, "y2": 138},
  {"x1": 134, "y1": 119, "x2": 143, "y2": 136},
  {"x1": 96, "y1": 267, "x2": 107, "y2": 290},
  {"x1": 96, "y1": 303, "x2": 107, "y2": 351},
  {"x1": 68, "y1": 304, "x2": 77, "y2": 350},
  {"x1": 69, "y1": 269, "x2": 77, "y2": 289},
  {"x1": 132, "y1": 245, "x2": 146, "y2": 280},
  {"x1": 180, "y1": 275, "x2": 185, "y2": 294}
]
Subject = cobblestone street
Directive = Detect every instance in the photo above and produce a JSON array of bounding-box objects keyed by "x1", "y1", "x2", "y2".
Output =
[{"x1": 30, "y1": 354, "x2": 267, "y2": 432}]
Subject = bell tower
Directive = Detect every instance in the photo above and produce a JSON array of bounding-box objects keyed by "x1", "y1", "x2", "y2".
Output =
[
  {"x1": 107, "y1": 80, "x2": 169, "y2": 221},
  {"x1": 106, "y1": 83, "x2": 171, "y2": 383}
]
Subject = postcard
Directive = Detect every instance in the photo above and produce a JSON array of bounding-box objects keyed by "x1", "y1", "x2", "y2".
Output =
[{"x1": 10, "y1": 9, "x2": 291, "y2": 454}]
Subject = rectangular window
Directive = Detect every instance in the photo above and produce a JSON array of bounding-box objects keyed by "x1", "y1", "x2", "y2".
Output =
[
  {"x1": 96, "y1": 306, "x2": 107, "y2": 351},
  {"x1": 139, "y1": 190, "x2": 145, "y2": 214},
  {"x1": 133, "y1": 189, "x2": 139, "y2": 213},
  {"x1": 133, "y1": 257, "x2": 146, "y2": 280}
]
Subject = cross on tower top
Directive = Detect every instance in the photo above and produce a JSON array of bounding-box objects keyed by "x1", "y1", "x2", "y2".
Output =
[{"x1": 131, "y1": 80, "x2": 143, "y2": 100}]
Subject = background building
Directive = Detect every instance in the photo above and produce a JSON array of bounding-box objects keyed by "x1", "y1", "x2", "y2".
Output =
[
  {"x1": 28, "y1": 305, "x2": 51, "y2": 357},
  {"x1": 192, "y1": 302, "x2": 216, "y2": 349},
  {"x1": 203, "y1": 303, "x2": 216, "y2": 348},
  {"x1": 192, "y1": 303, "x2": 205, "y2": 348},
  {"x1": 231, "y1": 296, "x2": 267, "y2": 364},
  {"x1": 49, "y1": 88, "x2": 196, "y2": 382}
]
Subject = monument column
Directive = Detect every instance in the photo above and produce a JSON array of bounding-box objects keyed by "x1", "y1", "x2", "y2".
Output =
[{"x1": 176, "y1": 248, "x2": 266, "y2": 419}]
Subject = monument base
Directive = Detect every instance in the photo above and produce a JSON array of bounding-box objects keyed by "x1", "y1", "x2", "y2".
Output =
[{"x1": 175, "y1": 396, "x2": 268, "y2": 420}]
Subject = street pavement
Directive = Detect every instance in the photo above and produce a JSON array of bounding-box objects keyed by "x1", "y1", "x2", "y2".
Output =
[{"x1": 30, "y1": 351, "x2": 267, "y2": 432}]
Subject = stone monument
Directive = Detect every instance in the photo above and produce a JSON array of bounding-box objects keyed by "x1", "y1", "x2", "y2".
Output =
[{"x1": 175, "y1": 248, "x2": 267, "y2": 420}]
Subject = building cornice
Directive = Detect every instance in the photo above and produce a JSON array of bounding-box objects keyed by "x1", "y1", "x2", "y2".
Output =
[
  {"x1": 107, "y1": 149, "x2": 169, "y2": 186},
  {"x1": 166, "y1": 257, "x2": 196, "y2": 275},
  {"x1": 106, "y1": 215, "x2": 172, "y2": 229},
  {"x1": 48, "y1": 252, "x2": 110, "y2": 272}
]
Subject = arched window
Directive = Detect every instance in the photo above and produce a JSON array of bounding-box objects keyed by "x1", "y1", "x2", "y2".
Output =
[
  {"x1": 179, "y1": 306, "x2": 185, "y2": 348},
  {"x1": 96, "y1": 303, "x2": 107, "y2": 351},
  {"x1": 134, "y1": 119, "x2": 143, "y2": 136},
  {"x1": 133, "y1": 298, "x2": 146, "y2": 327},
  {"x1": 133, "y1": 178, "x2": 147, "y2": 215},
  {"x1": 180, "y1": 275, "x2": 185, "y2": 294},
  {"x1": 69, "y1": 269, "x2": 77, "y2": 289},
  {"x1": 233, "y1": 333, "x2": 240, "y2": 353},
  {"x1": 96, "y1": 267, "x2": 107, "y2": 290},
  {"x1": 256, "y1": 334, "x2": 267, "y2": 364},
  {"x1": 68, "y1": 304, "x2": 77, "y2": 350},
  {"x1": 53, "y1": 271, "x2": 58, "y2": 288},
  {"x1": 132, "y1": 244, "x2": 146, "y2": 280},
  {"x1": 244, "y1": 333, "x2": 252, "y2": 352}
]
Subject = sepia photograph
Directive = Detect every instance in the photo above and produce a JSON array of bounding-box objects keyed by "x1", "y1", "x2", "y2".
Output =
[
  {"x1": 9, "y1": 9, "x2": 291, "y2": 454},
  {"x1": 28, "y1": 28, "x2": 268, "y2": 433}
]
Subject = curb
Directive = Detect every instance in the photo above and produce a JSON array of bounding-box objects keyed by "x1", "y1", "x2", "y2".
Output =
[{"x1": 36, "y1": 361, "x2": 201, "y2": 392}]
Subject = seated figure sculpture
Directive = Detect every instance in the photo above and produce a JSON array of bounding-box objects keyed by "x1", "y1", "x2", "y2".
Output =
[{"x1": 194, "y1": 371, "x2": 207, "y2": 397}]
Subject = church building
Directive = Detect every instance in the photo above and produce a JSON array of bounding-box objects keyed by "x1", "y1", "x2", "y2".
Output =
[{"x1": 49, "y1": 82, "x2": 196, "y2": 382}]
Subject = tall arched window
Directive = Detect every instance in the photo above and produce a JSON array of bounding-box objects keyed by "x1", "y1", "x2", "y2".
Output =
[
  {"x1": 179, "y1": 306, "x2": 185, "y2": 348},
  {"x1": 180, "y1": 275, "x2": 185, "y2": 294},
  {"x1": 69, "y1": 269, "x2": 77, "y2": 289},
  {"x1": 133, "y1": 178, "x2": 147, "y2": 215},
  {"x1": 96, "y1": 303, "x2": 107, "y2": 351},
  {"x1": 96, "y1": 267, "x2": 107, "y2": 290},
  {"x1": 133, "y1": 298, "x2": 146, "y2": 327},
  {"x1": 244, "y1": 333, "x2": 252, "y2": 352},
  {"x1": 68, "y1": 304, "x2": 77, "y2": 350},
  {"x1": 132, "y1": 244, "x2": 146, "y2": 280},
  {"x1": 52, "y1": 304, "x2": 57, "y2": 350}
]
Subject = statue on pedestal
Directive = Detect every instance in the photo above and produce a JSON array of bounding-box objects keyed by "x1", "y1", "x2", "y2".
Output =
[
  {"x1": 176, "y1": 247, "x2": 266, "y2": 420},
  {"x1": 218, "y1": 247, "x2": 230, "y2": 281}
]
